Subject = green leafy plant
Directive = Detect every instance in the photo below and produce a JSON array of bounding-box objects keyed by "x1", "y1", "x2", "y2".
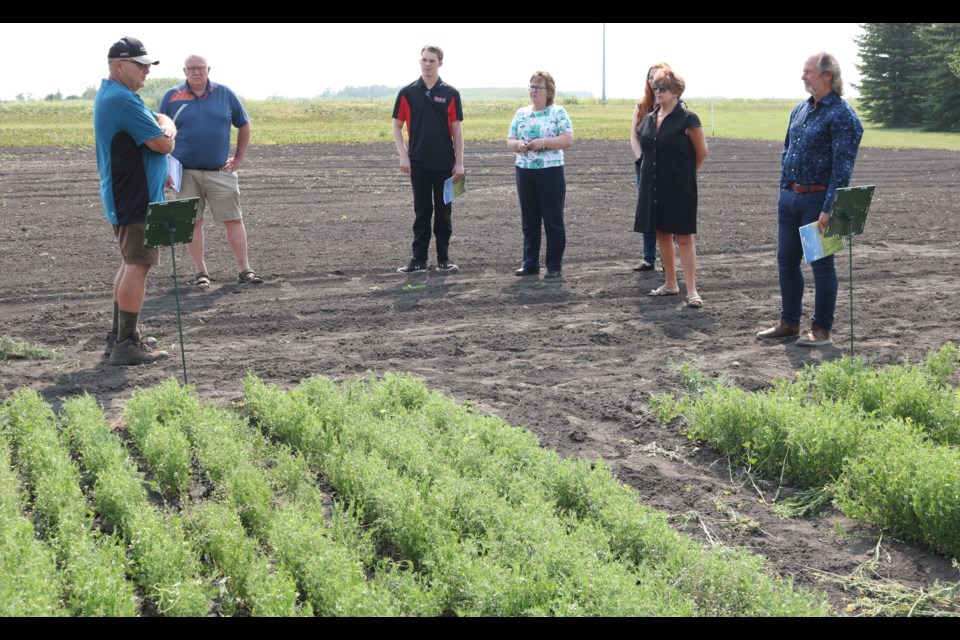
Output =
[
  {"x1": 4, "y1": 389, "x2": 137, "y2": 616},
  {"x1": 60, "y1": 394, "x2": 211, "y2": 617},
  {"x1": 0, "y1": 432, "x2": 64, "y2": 616},
  {"x1": 244, "y1": 371, "x2": 831, "y2": 616},
  {"x1": 661, "y1": 343, "x2": 960, "y2": 565},
  {"x1": 124, "y1": 384, "x2": 195, "y2": 498}
]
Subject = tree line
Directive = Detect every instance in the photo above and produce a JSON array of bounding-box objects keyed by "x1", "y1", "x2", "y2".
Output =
[
  {"x1": 11, "y1": 81, "x2": 590, "y2": 108},
  {"x1": 856, "y1": 23, "x2": 960, "y2": 131}
]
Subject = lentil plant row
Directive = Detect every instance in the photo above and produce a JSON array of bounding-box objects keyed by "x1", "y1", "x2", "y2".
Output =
[
  {"x1": 4, "y1": 390, "x2": 136, "y2": 616},
  {"x1": 2, "y1": 372, "x2": 837, "y2": 616},
  {"x1": 654, "y1": 342, "x2": 960, "y2": 560},
  {"x1": 0, "y1": 428, "x2": 62, "y2": 615}
]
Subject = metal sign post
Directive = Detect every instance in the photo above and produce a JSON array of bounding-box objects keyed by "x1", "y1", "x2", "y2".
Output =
[
  {"x1": 144, "y1": 197, "x2": 200, "y2": 384},
  {"x1": 824, "y1": 186, "x2": 875, "y2": 356}
]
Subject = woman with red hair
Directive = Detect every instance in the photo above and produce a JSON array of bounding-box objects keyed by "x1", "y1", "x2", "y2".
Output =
[
  {"x1": 630, "y1": 62, "x2": 672, "y2": 273},
  {"x1": 635, "y1": 67, "x2": 708, "y2": 308}
]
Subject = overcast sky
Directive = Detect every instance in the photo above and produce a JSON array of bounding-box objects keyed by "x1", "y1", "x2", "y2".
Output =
[{"x1": 0, "y1": 23, "x2": 864, "y2": 102}]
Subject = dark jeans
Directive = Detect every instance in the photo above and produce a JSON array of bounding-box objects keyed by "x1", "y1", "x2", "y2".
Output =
[
  {"x1": 777, "y1": 189, "x2": 837, "y2": 330},
  {"x1": 642, "y1": 232, "x2": 657, "y2": 265},
  {"x1": 516, "y1": 165, "x2": 566, "y2": 271},
  {"x1": 410, "y1": 165, "x2": 452, "y2": 264},
  {"x1": 635, "y1": 168, "x2": 656, "y2": 264}
]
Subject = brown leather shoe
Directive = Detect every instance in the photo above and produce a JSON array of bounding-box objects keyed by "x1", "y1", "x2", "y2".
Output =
[
  {"x1": 110, "y1": 333, "x2": 169, "y2": 366},
  {"x1": 796, "y1": 324, "x2": 832, "y2": 347},
  {"x1": 104, "y1": 328, "x2": 158, "y2": 356},
  {"x1": 756, "y1": 319, "x2": 800, "y2": 340}
]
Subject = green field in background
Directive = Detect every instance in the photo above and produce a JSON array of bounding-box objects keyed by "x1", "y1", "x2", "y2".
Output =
[{"x1": 1, "y1": 98, "x2": 959, "y2": 151}]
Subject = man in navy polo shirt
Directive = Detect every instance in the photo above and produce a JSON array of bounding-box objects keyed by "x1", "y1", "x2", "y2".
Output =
[
  {"x1": 94, "y1": 36, "x2": 175, "y2": 365},
  {"x1": 159, "y1": 54, "x2": 262, "y2": 288},
  {"x1": 392, "y1": 44, "x2": 465, "y2": 274}
]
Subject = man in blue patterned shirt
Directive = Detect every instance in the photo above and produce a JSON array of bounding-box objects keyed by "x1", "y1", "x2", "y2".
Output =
[{"x1": 757, "y1": 52, "x2": 863, "y2": 347}]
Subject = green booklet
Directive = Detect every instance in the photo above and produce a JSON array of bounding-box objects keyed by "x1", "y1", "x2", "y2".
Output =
[
  {"x1": 443, "y1": 176, "x2": 465, "y2": 204},
  {"x1": 799, "y1": 221, "x2": 845, "y2": 263}
]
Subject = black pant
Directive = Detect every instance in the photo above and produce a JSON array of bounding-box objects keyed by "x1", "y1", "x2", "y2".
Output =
[
  {"x1": 516, "y1": 165, "x2": 566, "y2": 271},
  {"x1": 410, "y1": 165, "x2": 452, "y2": 264}
]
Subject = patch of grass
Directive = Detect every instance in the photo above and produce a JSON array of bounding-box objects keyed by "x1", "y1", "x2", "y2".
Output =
[
  {"x1": 0, "y1": 336, "x2": 61, "y2": 361},
  {"x1": 3, "y1": 97, "x2": 960, "y2": 150}
]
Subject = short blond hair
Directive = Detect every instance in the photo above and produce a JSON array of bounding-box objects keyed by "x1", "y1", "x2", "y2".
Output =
[{"x1": 421, "y1": 44, "x2": 444, "y2": 61}]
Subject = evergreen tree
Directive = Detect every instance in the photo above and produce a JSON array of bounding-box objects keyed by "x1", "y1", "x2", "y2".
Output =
[
  {"x1": 919, "y1": 23, "x2": 960, "y2": 132},
  {"x1": 855, "y1": 23, "x2": 928, "y2": 128}
]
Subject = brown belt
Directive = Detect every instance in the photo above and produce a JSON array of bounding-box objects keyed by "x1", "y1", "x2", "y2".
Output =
[{"x1": 789, "y1": 184, "x2": 827, "y2": 193}]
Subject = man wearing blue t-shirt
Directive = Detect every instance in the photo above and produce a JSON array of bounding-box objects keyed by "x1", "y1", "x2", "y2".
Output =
[
  {"x1": 159, "y1": 54, "x2": 262, "y2": 288},
  {"x1": 94, "y1": 36, "x2": 176, "y2": 365}
]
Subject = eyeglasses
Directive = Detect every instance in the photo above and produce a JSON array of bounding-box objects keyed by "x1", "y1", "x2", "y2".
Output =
[
  {"x1": 652, "y1": 84, "x2": 672, "y2": 93},
  {"x1": 186, "y1": 66, "x2": 208, "y2": 74},
  {"x1": 529, "y1": 85, "x2": 546, "y2": 91},
  {"x1": 121, "y1": 59, "x2": 149, "y2": 70}
]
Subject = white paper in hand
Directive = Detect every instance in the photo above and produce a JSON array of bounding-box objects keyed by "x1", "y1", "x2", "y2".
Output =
[{"x1": 167, "y1": 155, "x2": 183, "y2": 192}]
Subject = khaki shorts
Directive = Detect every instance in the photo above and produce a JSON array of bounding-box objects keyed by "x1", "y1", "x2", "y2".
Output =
[
  {"x1": 113, "y1": 221, "x2": 160, "y2": 266},
  {"x1": 178, "y1": 168, "x2": 243, "y2": 223}
]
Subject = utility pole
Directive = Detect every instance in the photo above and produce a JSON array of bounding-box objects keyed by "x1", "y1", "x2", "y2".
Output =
[{"x1": 601, "y1": 24, "x2": 607, "y2": 105}]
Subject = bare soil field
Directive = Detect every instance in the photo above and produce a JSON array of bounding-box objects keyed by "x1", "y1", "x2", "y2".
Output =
[{"x1": 1, "y1": 139, "x2": 959, "y2": 614}]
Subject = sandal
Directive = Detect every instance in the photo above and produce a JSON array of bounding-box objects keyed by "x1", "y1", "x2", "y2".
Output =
[
  {"x1": 646, "y1": 285, "x2": 680, "y2": 297},
  {"x1": 686, "y1": 293, "x2": 703, "y2": 308},
  {"x1": 193, "y1": 272, "x2": 210, "y2": 288},
  {"x1": 238, "y1": 269, "x2": 263, "y2": 285}
]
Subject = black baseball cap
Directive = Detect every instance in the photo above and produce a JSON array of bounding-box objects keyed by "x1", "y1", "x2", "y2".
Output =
[{"x1": 108, "y1": 36, "x2": 159, "y2": 65}]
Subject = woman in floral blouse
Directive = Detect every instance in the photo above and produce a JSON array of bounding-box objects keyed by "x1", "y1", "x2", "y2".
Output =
[{"x1": 507, "y1": 71, "x2": 575, "y2": 279}]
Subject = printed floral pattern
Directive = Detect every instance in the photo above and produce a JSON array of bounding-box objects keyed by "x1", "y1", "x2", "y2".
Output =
[
  {"x1": 508, "y1": 105, "x2": 574, "y2": 170},
  {"x1": 780, "y1": 92, "x2": 864, "y2": 213}
]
